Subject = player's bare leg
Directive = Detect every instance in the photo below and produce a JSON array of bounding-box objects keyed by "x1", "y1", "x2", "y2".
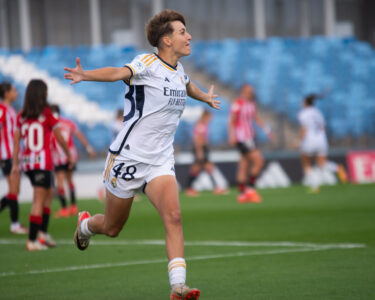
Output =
[
  {"x1": 27, "y1": 187, "x2": 49, "y2": 251},
  {"x1": 74, "y1": 189, "x2": 133, "y2": 250},
  {"x1": 54, "y1": 171, "x2": 69, "y2": 218},
  {"x1": 301, "y1": 154, "x2": 319, "y2": 192},
  {"x1": 247, "y1": 149, "x2": 264, "y2": 176},
  {"x1": 89, "y1": 190, "x2": 133, "y2": 236},
  {"x1": 145, "y1": 175, "x2": 200, "y2": 300},
  {"x1": 39, "y1": 188, "x2": 56, "y2": 247}
]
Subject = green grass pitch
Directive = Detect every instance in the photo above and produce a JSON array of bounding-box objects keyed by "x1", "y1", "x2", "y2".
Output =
[{"x1": 0, "y1": 183, "x2": 374, "y2": 299}]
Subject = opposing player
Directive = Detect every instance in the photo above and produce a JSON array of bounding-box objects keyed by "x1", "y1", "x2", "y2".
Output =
[
  {"x1": 0, "y1": 82, "x2": 28, "y2": 234},
  {"x1": 228, "y1": 83, "x2": 271, "y2": 203},
  {"x1": 11, "y1": 80, "x2": 72, "y2": 251},
  {"x1": 297, "y1": 94, "x2": 347, "y2": 192},
  {"x1": 64, "y1": 9, "x2": 220, "y2": 300},
  {"x1": 185, "y1": 110, "x2": 227, "y2": 196},
  {"x1": 50, "y1": 104, "x2": 96, "y2": 218}
]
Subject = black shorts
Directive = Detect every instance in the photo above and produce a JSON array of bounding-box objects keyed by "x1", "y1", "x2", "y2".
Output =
[
  {"x1": 54, "y1": 163, "x2": 76, "y2": 172},
  {"x1": 0, "y1": 159, "x2": 12, "y2": 176},
  {"x1": 25, "y1": 170, "x2": 54, "y2": 188},
  {"x1": 193, "y1": 145, "x2": 209, "y2": 165},
  {"x1": 236, "y1": 140, "x2": 257, "y2": 154}
]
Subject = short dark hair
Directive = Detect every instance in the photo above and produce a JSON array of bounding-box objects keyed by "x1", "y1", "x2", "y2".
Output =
[
  {"x1": 145, "y1": 9, "x2": 186, "y2": 48},
  {"x1": 0, "y1": 81, "x2": 12, "y2": 99},
  {"x1": 304, "y1": 94, "x2": 318, "y2": 106},
  {"x1": 21, "y1": 79, "x2": 48, "y2": 119}
]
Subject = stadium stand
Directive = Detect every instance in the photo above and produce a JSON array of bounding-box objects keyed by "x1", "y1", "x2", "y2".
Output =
[
  {"x1": 0, "y1": 44, "x2": 232, "y2": 152},
  {"x1": 187, "y1": 37, "x2": 375, "y2": 139},
  {"x1": 1, "y1": 37, "x2": 374, "y2": 153}
]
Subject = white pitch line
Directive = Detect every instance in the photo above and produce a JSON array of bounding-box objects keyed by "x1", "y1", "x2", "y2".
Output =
[
  {"x1": 0, "y1": 244, "x2": 365, "y2": 278},
  {"x1": 0, "y1": 239, "x2": 366, "y2": 249}
]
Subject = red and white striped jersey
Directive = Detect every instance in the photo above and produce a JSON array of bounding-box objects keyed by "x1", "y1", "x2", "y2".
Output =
[
  {"x1": 193, "y1": 121, "x2": 209, "y2": 143},
  {"x1": 16, "y1": 107, "x2": 59, "y2": 171},
  {"x1": 0, "y1": 102, "x2": 17, "y2": 160},
  {"x1": 230, "y1": 98, "x2": 257, "y2": 142},
  {"x1": 51, "y1": 117, "x2": 78, "y2": 166}
]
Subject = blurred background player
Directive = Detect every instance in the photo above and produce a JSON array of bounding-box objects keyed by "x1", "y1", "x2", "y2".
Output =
[
  {"x1": 185, "y1": 110, "x2": 227, "y2": 196},
  {"x1": 228, "y1": 83, "x2": 271, "y2": 203},
  {"x1": 50, "y1": 104, "x2": 96, "y2": 218},
  {"x1": 11, "y1": 79, "x2": 72, "y2": 251},
  {"x1": 297, "y1": 94, "x2": 347, "y2": 193},
  {"x1": 0, "y1": 82, "x2": 28, "y2": 234}
]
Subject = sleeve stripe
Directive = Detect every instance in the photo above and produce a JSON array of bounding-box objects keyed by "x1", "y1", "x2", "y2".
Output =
[
  {"x1": 145, "y1": 57, "x2": 158, "y2": 66},
  {"x1": 144, "y1": 54, "x2": 156, "y2": 64},
  {"x1": 141, "y1": 53, "x2": 153, "y2": 62}
]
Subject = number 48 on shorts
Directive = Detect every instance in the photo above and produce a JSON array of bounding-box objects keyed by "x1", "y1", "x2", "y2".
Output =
[
  {"x1": 103, "y1": 153, "x2": 175, "y2": 199},
  {"x1": 112, "y1": 163, "x2": 137, "y2": 181}
]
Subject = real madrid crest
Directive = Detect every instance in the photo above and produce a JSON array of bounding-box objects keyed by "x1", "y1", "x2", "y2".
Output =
[{"x1": 111, "y1": 178, "x2": 117, "y2": 188}]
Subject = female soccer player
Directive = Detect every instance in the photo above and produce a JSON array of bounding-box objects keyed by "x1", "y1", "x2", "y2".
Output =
[
  {"x1": 11, "y1": 80, "x2": 72, "y2": 251},
  {"x1": 228, "y1": 83, "x2": 271, "y2": 203},
  {"x1": 0, "y1": 82, "x2": 28, "y2": 234},
  {"x1": 185, "y1": 110, "x2": 227, "y2": 196},
  {"x1": 297, "y1": 94, "x2": 347, "y2": 192},
  {"x1": 50, "y1": 104, "x2": 96, "y2": 218},
  {"x1": 64, "y1": 9, "x2": 220, "y2": 300}
]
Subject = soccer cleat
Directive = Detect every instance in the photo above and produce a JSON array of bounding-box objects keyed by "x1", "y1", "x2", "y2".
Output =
[
  {"x1": 38, "y1": 232, "x2": 57, "y2": 248},
  {"x1": 237, "y1": 188, "x2": 262, "y2": 203},
  {"x1": 170, "y1": 284, "x2": 200, "y2": 300},
  {"x1": 69, "y1": 204, "x2": 78, "y2": 216},
  {"x1": 10, "y1": 223, "x2": 29, "y2": 235},
  {"x1": 74, "y1": 211, "x2": 91, "y2": 251},
  {"x1": 54, "y1": 207, "x2": 70, "y2": 218},
  {"x1": 245, "y1": 188, "x2": 262, "y2": 203},
  {"x1": 26, "y1": 240, "x2": 48, "y2": 251},
  {"x1": 185, "y1": 188, "x2": 199, "y2": 197},
  {"x1": 237, "y1": 192, "x2": 249, "y2": 203}
]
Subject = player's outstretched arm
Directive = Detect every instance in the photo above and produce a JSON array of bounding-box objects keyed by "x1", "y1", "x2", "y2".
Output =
[
  {"x1": 187, "y1": 82, "x2": 220, "y2": 110},
  {"x1": 74, "y1": 129, "x2": 96, "y2": 158},
  {"x1": 53, "y1": 126, "x2": 74, "y2": 168},
  {"x1": 64, "y1": 57, "x2": 132, "y2": 85}
]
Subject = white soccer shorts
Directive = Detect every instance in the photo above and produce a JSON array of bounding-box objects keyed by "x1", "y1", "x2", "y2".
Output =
[
  {"x1": 300, "y1": 136, "x2": 328, "y2": 156},
  {"x1": 102, "y1": 153, "x2": 176, "y2": 199}
]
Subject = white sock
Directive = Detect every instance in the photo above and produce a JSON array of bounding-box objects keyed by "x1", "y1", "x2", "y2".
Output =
[
  {"x1": 168, "y1": 257, "x2": 186, "y2": 287},
  {"x1": 10, "y1": 222, "x2": 20, "y2": 229},
  {"x1": 80, "y1": 218, "x2": 94, "y2": 236}
]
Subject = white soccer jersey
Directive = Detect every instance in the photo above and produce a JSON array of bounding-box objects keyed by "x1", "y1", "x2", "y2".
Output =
[
  {"x1": 109, "y1": 53, "x2": 190, "y2": 165},
  {"x1": 298, "y1": 107, "x2": 328, "y2": 155}
]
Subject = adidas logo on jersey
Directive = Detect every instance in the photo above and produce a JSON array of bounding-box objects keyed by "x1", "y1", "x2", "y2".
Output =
[{"x1": 164, "y1": 77, "x2": 170, "y2": 82}]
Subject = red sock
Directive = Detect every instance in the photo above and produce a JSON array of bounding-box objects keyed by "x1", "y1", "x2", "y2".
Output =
[
  {"x1": 29, "y1": 215, "x2": 42, "y2": 241},
  {"x1": 237, "y1": 183, "x2": 246, "y2": 193}
]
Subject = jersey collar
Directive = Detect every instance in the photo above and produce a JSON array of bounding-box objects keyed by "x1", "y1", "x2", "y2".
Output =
[{"x1": 154, "y1": 53, "x2": 178, "y2": 71}]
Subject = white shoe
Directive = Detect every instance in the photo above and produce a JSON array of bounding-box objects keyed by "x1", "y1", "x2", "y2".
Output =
[
  {"x1": 26, "y1": 240, "x2": 48, "y2": 251},
  {"x1": 10, "y1": 223, "x2": 29, "y2": 235},
  {"x1": 38, "y1": 232, "x2": 56, "y2": 248},
  {"x1": 74, "y1": 211, "x2": 92, "y2": 251},
  {"x1": 170, "y1": 284, "x2": 200, "y2": 300}
]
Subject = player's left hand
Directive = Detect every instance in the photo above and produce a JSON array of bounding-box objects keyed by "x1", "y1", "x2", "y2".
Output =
[{"x1": 206, "y1": 85, "x2": 220, "y2": 110}]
